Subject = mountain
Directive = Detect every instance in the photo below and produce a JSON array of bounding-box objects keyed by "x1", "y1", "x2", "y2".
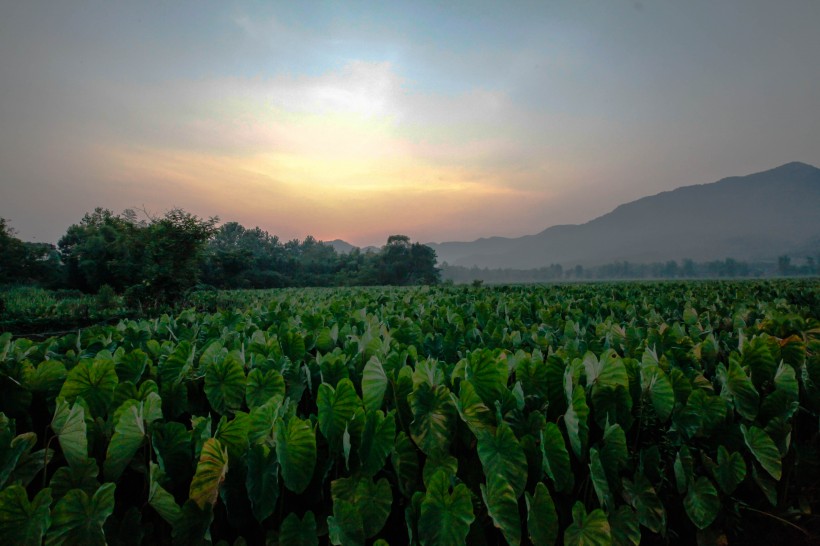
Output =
[
  {"x1": 430, "y1": 162, "x2": 820, "y2": 269},
  {"x1": 323, "y1": 239, "x2": 379, "y2": 254}
]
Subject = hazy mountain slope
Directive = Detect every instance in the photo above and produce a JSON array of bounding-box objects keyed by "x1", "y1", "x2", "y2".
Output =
[{"x1": 429, "y1": 162, "x2": 820, "y2": 268}]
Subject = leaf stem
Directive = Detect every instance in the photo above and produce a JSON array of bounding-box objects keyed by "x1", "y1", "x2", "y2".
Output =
[{"x1": 739, "y1": 506, "x2": 810, "y2": 537}]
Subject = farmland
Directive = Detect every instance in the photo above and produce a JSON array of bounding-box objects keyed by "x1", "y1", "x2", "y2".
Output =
[{"x1": 0, "y1": 280, "x2": 818, "y2": 545}]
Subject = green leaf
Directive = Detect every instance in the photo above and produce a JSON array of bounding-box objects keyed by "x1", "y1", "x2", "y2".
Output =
[
  {"x1": 0, "y1": 431, "x2": 36, "y2": 489},
  {"x1": 392, "y1": 431, "x2": 420, "y2": 498},
  {"x1": 719, "y1": 360, "x2": 759, "y2": 421},
  {"x1": 418, "y1": 470, "x2": 475, "y2": 546},
  {"x1": 741, "y1": 424, "x2": 781, "y2": 480},
  {"x1": 564, "y1": 502, "x2": 612, "y2": 546},
  {"x1": 623, "y1": 474, "x2": 666, "y2": 534},
  {"x1": 640, "y1": 365, "x2": 674, "y2": 422},
  {"x1": 46, "y1": 482, "x2": 115, "y2": 546},
  {"x1": 540, "y1": 422, "x2": 574, "y2": 493},
  {"x1": 58, "y1": 358, "x2": 118, "y2": 418},
  {"x1": 331, "y1": 475, "x2": 393, "y2": 539},
  {"x1": 276, "y1": 416, "x2": 317, "y2": 494},
  {"x1": 204, "y1": 351, "x2": 246, "y2": 415},
  {"x1": 600, "y1": 422, "x2": 628, "y2": 484},
  {"x1": 358, "y1": 409, "x2": 396, "y2": 476},
  {"x1": 759, "y1": 361, "x2": 799, "y2": 422},
  {"x1": 328, "y1": 498, "x2": 365, "y2": 546},
  {"x1": 148, "y1": 463, "x2": 181, "y2": 526},
  {"x1": 159, "y1": 341, "x2": 194, "y2": 387},
  {"x1": 589, "y1": 448, "x2": 614, "y2": 510},
  {"x1": 362, "y1": 356, "x2": 388, "y2": 412},
  {"x1": 214, "y1": 412, "x2": 250, "y2": 460},
  {"x1": 279, "y1": 511, "x2": 318, "y2": 546},
  {"x1": 675, "y1": 389, "x2": 727, "y2": 438},
  {"x1": 51, "y1": 398, "x2": 88, "y2": 470},
  {"x1": 152, "y1": 422, "x2": 192, "y2": 485},
  {"x1": 245, "y1": 368, "x2": 285, "y2": 410},
  {"x1": 171, "y1": 500, "x2": 213, "y2": 546},
  {"x1": 409, "y1": 382, "x2": 456, "y2": 458},
  {"x1": 50, "y1": 459, "x2": 99, "y2": 501},
  {"x1": 713, "y1": 445, "x2": 746, "y2": 495},
  {"x1": 114, "y1": 349, "x2": 149, "y2": 384},
  {"x1": 683, "y1": 476, "x2": 720, "y2": 530},
  {"x1": 317, "y1": 379, "x2": 360, "y2": 452},
  {"x1": 0, "y1": 485, "x2": 52, "y2": 546},
  {"x1": 609, "y1": 505, "x2": 640, "y2": 546},
  {"x1": 741, "y1": 336, "x2": 777, "y2": 389},
  {"x1": 25, "y1": 360, "x2": 67, "y2": 393},
  {"x1": 104, "y1": 401, "x2": 146, "y2": 481},
  {"x1": 480, "y1": 472, "x2": 522, "y2": 546},
  {"x1": 476, "y1": 420, "x2": 528, "y2": 498},
  {"x1": 565, "y1": 382, "x2": 590, "y2": 459},
  {"x1": 246, "y1": 444, "x2": 279, "y2": 523},
  {"x1": 189, "y1": 438, "x2": 229, "y2": 509},
  {"x1": 465, "y1": 350, "x2": 508, "y2": 406},
  {"x1": 525, "y1": 482, "x2": 558, "y2": 546},
  {"x1": 454, "y1": 379, "x2": 496, "y2": 437}
]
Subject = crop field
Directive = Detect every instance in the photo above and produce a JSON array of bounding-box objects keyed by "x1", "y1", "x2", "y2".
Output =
[{"x1": 0, "y1": 280, "x2": 818, "y2": 545}]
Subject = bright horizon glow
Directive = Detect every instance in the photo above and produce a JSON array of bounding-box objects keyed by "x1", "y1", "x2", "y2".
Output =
[{"x1": 1, "y1": 1, "x2": 819, "y2": 247}]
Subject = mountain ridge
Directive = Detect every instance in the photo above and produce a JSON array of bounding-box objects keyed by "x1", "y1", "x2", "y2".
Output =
[{"x1": 427, "y1": 161, "x2": 820, "y2": 269}]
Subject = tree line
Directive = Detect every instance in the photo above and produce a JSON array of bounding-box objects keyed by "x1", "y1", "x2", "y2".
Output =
[{"x1": 0, "y1": 208, "x2": 440, "y2": 306}]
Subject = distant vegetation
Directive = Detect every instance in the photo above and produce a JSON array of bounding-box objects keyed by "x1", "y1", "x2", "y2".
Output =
[{"x1": 0, "y1": 209, "x2": 440, "y2": 310}]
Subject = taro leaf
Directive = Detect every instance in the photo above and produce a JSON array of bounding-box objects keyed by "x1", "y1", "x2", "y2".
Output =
[
  {"x1": 564, "y1": 502, "x2": 612, "y2": 546},
  {"x1": 331, "y1": 475, "x2": 393, "y2": 539},
  {"x1": 759, "y1": 362, "x2": 799, "y2": 423},
  {"x1": 171, "y1": 500, "x2": 213, "y2": 546},
  {"x1": 0, "y1": 432, "x2": 35, "y2": 488},
  {"x1": 51, "y1": 398, "x2": 88, "y2": 469},
  {"x1": 565, "y1": 383, "x2": 590, "y2": 459},
  {"x1": 50, "y1": 459, "x2": 99, "y2": 501},
  {"x1": 422, "y1": 454, "x2": 459, "y2": 488},
  {"x1": 158, "y1": 341, "x2": 194, "y2": 387},
  {"x1": 152, "y1": 421, "x2": 193, "y2": 484},
  {"x1": 640, "y1": 365, "x2": 674, "y2": 422},
  {"x1": 358, "y1": 409, "x2": 396, "y2": 476},
  {"x1": 675, "y1": 389, "x2": 727, "y2": 438},
  {"x1": 623, "y1": 474, "x2": 666, "y2": 534},
  {"x1": 279, "y1": 511, "x2": 318, "y2": 546},
  {"x1": 198, "y1": 340, "x2": 226, "y2": 370},
  {"x1": 674, "y1": 446, "x2": 694, "y2": 494},
  {"x1": 741, "y1": 424, "x2": 781, "y2": 480},
  {"x1": 246, "y1": 444, "x2": 279, "y2": 523},
  {"x1": 45, "y1": 482, "x2": 115, "y2": 546},
  {"x1": 525, "y1": 482, "x2": 558, "y2": 546},
  {"x1": 114, "y1": 349, "x2": 149, "y2": 384},
  {"x1": 58, "y1": 358, "x2": 118, "y2": 418},
  {"x1": 600, "y1": 422, "x2": 628, "y2": 485},
  {"x1": 317, "y1": 379, "x2": 360, "y2": 452},
  {"x1": 245, "y1": 368, "x2": 285, "y2": 410},
  {"x1": 104, "y1": 401, "x2": 147, "y2": 481},
  {"x1": 713, "y1": 446, "x2": 746, "y2": 495},
  {"x1": 454, "y1": 379, "x2": 496, "y2": 437},
  {"x1": 418, "y1": 470, "x2": 475, "y2": 546},
  {"x1": 409, "y1": 382, "x2": 456, "y2": 458},
  {"x1": 276, "y1": 416, "x2": 316, "y2": 494},
  {"x1": 741, "y1": 337, "x2": 777, "y2": 390},
  {"x1": 189, "y1": 438, "x2": 229, "y2": 509},
  {"x1": 204, "y1": 352, "x2": 246, "y2": 415},
  {"x1": 719, "y1": 360, "x2": 759, "y2": 421},
  {"x1": 11, "y1": 447, "x2": 54, "y2": 488},
  {"x1": 0, "y1": 485, "x2": 52, "y2": 546},
  {"x1": 327, "y1": 498, "x2": 364, "y2": 546},
  {"x1": 683, "y1": 476, "x2": 720, "y2": 530},
  {"x1": 465, "y1": 350, "x2": 508, "y2": 407},
  {"x1": 591, "y1": 385, "x2": 633, "y2": 431},
  {"x1": 148, "y1": 463, "x2": 181, "y2": 526},
  {"x1": 476, "y1": 419, "x2": 528, "y2": 498},
  {"x1": 214, "y1": 412, "x2": 250, "y2": 460},
  {"x1": 248, "y1": 397, "x2": 280, "y2": 446},
  {"x1": 590, "y1": 448, "x2": 614, "y2": 511},
  {"x1": 750, "y1": 463, "x2": 778, "y2": 506},
  {"x1": 316, "y1": 326, "x2": 335, "y2": 353},
  {"x1": 540, "y1": 422, "x2": 574, "y2": 493},
  {"x1": 25, "y1": 360, "x2": 67, "y2": 393},
  {"x1": 362, "y1": 356, "x2": 389, "y2": 412},
  {"x1": 392, "y1": 431, "x2": 420, "y2": 498},
  {"x1": 609, "y1": 505, "x2": 641, "y2": 546},
  {"x1": 480, "y1": 472, "x2": 522, "y2": 546}
]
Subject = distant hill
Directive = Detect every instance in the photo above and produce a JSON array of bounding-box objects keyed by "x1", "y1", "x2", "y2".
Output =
[
  {"x1": 323, "y1": 239, "x2": 379, "y2": 254},
  {"x1": 429, "y1": 162, "x2": 820, "y2": 268}
]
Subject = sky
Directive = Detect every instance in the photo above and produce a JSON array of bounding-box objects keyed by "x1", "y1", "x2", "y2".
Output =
[{"x1": 1, "y1": 1, "x2": 819, "y2": 247}]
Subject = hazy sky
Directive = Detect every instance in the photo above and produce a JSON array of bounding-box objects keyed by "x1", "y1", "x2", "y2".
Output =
[{"x1": 1, "y1": 1, "x2": 819, "y2": 246}]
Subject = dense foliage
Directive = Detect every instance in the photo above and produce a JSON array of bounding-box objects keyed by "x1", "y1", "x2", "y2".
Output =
[{"x1": 0, "y1": 280, "x2": 818, "y2": 545}]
